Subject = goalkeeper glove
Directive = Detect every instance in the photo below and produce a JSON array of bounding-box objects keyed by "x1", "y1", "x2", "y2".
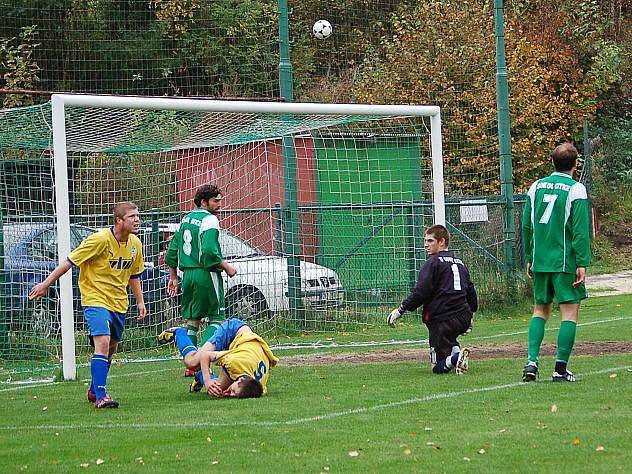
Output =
[{"x1": 387, "y1": 306, "x2": 405, "y2": 327}]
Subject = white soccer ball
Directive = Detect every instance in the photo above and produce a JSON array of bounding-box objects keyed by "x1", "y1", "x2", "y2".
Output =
[{"x1": 313, "y1": 19, "x2": 332, "y2": 40}]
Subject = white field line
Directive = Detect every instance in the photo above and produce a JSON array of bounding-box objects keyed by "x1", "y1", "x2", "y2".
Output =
[
  {"x1": 0, "y1": 315, "x2": 629, "y2": 389},
  {"x1": 0, "y1": 367, "x2": 176, "y2": 393},
  {"x1": 0, "y1": 365, "x2": 629, "y2": 431}
]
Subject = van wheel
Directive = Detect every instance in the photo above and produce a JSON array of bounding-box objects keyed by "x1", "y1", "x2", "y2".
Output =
[{"x1": 226, "y1": 287, "x2": 269, "y2": 321}]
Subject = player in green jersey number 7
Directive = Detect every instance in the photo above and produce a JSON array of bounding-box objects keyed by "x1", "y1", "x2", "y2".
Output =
[{"x1": 521, "y1": 143, "x2": 591, "y2": 383}]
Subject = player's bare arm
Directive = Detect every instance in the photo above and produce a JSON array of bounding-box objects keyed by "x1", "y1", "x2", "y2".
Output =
[
  {"x1": 166, "y1": 266, "x2": 179, "y2": 297},
  {"x1": 199, "y1": 340, "x2": 217, "y2": 352},
  {"x1": 198, "y1": 350, "x2": 217, "y2": 393},
  {"x1": 28, "y1": 259, "x2": 73, "y2": 300},
  {"x1": 218, "y1": 261, "x2": 237, "y2": 277},
  {"x1": 128, "y1": 278, "x2": 146, "y2": 321},
  {"x1": 573, "y1": 267, "x2": 586, "y2": 287},
  {"x1": 215, "y1": 370, "x2": 236, "y2": 397},
  {"x1": 198, "y1": 350, "x2": 231, "y2": 397}
]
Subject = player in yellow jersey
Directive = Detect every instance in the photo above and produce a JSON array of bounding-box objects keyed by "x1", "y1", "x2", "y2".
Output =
[
  {"x1": 29, "y1": 202, "x2": 146, "y2": 408},
  {"x1": 158, "y1": 318, "x2": 278, "y2": 398}
]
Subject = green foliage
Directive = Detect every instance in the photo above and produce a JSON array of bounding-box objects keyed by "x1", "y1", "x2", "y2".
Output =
[
  {"x1": 150, "y1": 0, "x2": 201, "y2": 39},
  {"x1": 589, "y1": 236, "x2": 632, "y2": 274},
  {"x1": 0, "y1": 25, "x2": 40, "y2": 107},
  {"x1": 74, "y1": 151, "x2": 177, "y2": 214},
  {"x1": 352, "y1": 0, "x2": 500, "y2": 195},
  {"x1": 1, "y1": 0, "x2": 279, "y2": 97},
  {"x1": 591, "y1": 183, "x2": 632, "y2": 247},
  {"x1": 592, "y1": 118, "x2": 632, "y2": 187},
  {"x1": 291, "y1": 0, "x2": 402, "y2": 101},
  {"x1": 475, "y1": 270, "x2": 531, "y2": 317},
  {"x1": 586, "y1": 40, "x2": 626, "y2": 96},
  {"x1": 590, "y1": 118, "x2": 632, "y2": 247},
  {"x1": 178, "y1": 0, "x2": 278, "y2": 97}
]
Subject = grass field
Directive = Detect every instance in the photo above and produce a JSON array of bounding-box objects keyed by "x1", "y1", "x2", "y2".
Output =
[{"x1": 1, "y1": 294, "x2": 631, "y2": 473}]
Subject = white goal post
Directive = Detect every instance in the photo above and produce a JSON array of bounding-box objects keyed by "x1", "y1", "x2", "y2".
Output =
[{"x1": 50, "y1": 94, "x2": 444, "y2": 380}]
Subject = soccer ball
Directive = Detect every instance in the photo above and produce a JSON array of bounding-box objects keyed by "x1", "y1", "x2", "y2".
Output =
[{"x1": 313, "y1": 19, "x2": 332, "y2": 40}]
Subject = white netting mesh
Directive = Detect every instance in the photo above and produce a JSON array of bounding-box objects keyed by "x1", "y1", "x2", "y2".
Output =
[{"x1": 1, "y1": 99, "x2": 440, "y2": 380}]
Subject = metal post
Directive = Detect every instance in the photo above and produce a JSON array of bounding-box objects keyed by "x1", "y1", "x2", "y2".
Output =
[
  {"x1": 583, "y1": 120, "x2": 591, "y2": 195},
  {"x1": 0, "y1": 161, "x2": 6, "y2": 356},
  {"x1": 278, "y1": 0, "x2": 293, "y2": 102},
  {"x1": 583, "y1": 120, "x2": 594, "y2": 236},
  {"x1": 278, "y1": 0, "x2": 303, "y2": 319},
  {"x1": 51, "y1": 95, "x2": 76, "y2": 380},
  {"x1": 494, "y1": 0, "x2": 516, "y2": 271}
]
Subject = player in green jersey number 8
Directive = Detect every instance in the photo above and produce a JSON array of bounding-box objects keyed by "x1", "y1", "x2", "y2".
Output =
[{"x1": 164, "y1": 185, "x2": 237, "y2": 378}]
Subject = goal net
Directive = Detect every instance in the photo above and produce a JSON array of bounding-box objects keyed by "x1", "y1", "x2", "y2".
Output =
[{"x1": 0, "y1": 95, "x2": 443, "y2": 381}]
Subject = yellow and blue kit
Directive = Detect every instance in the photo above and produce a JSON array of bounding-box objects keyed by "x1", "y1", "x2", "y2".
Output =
[
  {"x1": 68, "y1": 227, "x2": 145, "y2": 313},
  {"x1": 215, "y1": 331, "x2": 279, "y2": 394}
]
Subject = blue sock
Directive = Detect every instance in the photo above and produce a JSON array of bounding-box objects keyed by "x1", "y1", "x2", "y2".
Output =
[
  {"x1": 89, "y1": 359, "x2": 111, "y2": 394},
  {"x1": 449, "y1": 352, "x2": 460, "y2": 367},
  {"x1": 91, "y1": 354, "x2": 109, "y2": 400},
  {"x1": 174, "y1": 328, "x2": 198, "y2": 358}
]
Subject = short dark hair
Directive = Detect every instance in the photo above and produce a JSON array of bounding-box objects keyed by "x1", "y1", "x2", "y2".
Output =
[
  {"x1": 235, "y1": 377, "x2": 264, "y2": 399},
  {"x1": 426, "y1": 224, "x2": 450, "y2": 246},
  {"x1": 551, "y1": 143, "x2": 578, "y2": 172},
  {"x1": 194, "y1": 184, "x2": 221, "y2": 207}
]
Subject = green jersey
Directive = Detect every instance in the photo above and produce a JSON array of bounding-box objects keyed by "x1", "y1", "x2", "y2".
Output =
[
  {"x1": 522, "y1": 171, "x2": 591, "y2": 273},
  {"x1": 164, "y1": 208, "x2": 224, "y2": 272}
]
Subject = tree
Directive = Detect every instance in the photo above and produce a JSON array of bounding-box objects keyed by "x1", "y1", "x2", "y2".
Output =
[{"x1": 350, "y1": 0, "x2": 621, "y2": 193}]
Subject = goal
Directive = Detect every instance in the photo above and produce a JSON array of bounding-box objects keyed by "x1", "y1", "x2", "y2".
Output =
[{"x1": 0, "y1": 94, "x2": 444, "y2": 381}]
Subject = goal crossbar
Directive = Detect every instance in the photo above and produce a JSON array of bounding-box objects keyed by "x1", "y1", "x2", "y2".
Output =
[{"x1": 52, "y1": 93, "x2": 441, "y2": 116}]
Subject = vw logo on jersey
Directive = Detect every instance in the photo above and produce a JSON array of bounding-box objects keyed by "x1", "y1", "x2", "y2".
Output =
[{"x1": 109, "y1": 257, "x2": 133, "y2": 270}]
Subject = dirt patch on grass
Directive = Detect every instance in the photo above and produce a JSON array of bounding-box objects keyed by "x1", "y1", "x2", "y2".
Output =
[
  {"x1": 586, "y1": 270, "x2": 632, "y2": 296},
  {"x1": 282, "y1": 341, "x2": 632, "y2": 366}
]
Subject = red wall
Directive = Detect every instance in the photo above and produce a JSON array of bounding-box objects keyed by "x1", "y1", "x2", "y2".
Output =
[{"x1": 175, "y1": 137, "x2": 318, "y2": 259}]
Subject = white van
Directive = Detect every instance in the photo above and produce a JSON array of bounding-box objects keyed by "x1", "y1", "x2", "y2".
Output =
[{"x1": 139, "y1": 223, "x2": 344, "y2": 320}]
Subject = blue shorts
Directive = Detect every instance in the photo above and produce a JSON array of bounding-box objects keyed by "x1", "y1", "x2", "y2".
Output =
[
  {"x1": 84, "y1": 306, "x2": 126, "y2": 342},
  {"x1": 208, "y1": 318, "x2": 247, "y2": 351}
]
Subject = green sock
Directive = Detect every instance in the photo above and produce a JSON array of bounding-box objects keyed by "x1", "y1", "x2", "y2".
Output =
[
  {"x1": 187, "y1": 324, "x2": 198, "y2": 347},
  {"x1": 527, "y1": 316, "x2": 546, "y2": 364},
  {"x1": 556, "y1": 320, "x2": 577, "y2": 363},
  {"x1": 200, "y1": 321, "x2": 222, "y2": 346}
]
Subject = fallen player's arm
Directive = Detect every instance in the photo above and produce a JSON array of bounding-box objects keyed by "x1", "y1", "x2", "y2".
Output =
[{"x1": 198, "y1": 349, "x2": 228, "y2": 397}]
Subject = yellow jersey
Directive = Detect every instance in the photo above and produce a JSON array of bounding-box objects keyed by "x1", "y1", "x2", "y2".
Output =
[
  {"x1": 215, "y1": 332, "x2": 279, "y2": 394},
  {"x1": 68, "y1": 227, "x2": 145, "y2": 313}
]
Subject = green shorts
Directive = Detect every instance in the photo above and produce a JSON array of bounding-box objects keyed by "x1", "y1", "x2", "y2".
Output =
[
  {"x1": 180, "y1": 268, "x2": 225, "y2": 322},
  {"x1": 532, "y1": 271, "x2": 588, "y2": 305}
]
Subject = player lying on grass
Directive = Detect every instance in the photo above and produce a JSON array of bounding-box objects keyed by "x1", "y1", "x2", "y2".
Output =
[
  {"x1": 158, "y1": 318, "x2": 278, "y2": 398},
  {"x1": 387, "y1": 224, "x2": 477, "y2": 375}
]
